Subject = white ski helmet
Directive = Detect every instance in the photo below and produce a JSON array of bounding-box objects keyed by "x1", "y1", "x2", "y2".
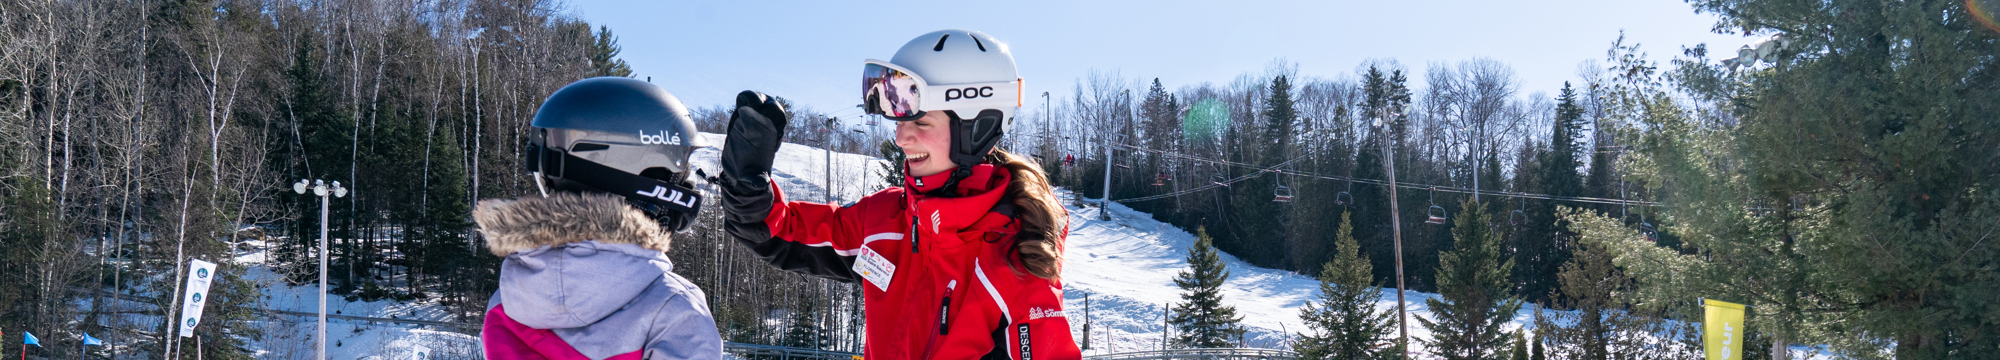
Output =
[{"x1": 863, "y1": 29, "x2": 1021, "y2": 169}]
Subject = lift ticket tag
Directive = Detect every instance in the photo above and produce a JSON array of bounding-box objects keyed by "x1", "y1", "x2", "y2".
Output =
[{"x1": 854, "y1": 246, "x2": 897, "y2": 292}]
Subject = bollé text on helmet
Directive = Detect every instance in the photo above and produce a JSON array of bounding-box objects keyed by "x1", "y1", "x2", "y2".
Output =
[{"x1": 638, "y1": 130, "x2": 683, "y2": 145}]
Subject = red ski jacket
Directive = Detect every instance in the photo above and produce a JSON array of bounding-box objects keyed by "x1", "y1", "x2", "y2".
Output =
[{"x1": 733, "y1": 164, "x2": 1082, "y2": 360}]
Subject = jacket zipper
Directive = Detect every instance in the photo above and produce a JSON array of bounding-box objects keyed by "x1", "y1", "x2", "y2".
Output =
[
  {"x1": 910, "y1": 215, "x2": 920, "y2": 253},
  {"x1": 939, "y1": 280, "x2": 956, "y2": 335}
]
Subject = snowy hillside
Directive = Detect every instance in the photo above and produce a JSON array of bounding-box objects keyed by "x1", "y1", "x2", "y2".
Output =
[{"x1": 1050, "y1": 193, "x2": 1542, "y2": 356}]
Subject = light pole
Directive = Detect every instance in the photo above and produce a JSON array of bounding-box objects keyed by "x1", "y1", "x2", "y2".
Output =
[
  {"x1": 292, "y1": 179, "x2": 346, "y2": 360},
  {"x1": 1373, "y1": 106, "x2": 1410, "y2": 357},
  {"x1": 825, "y1": 117, "x2": 837, "y2": 203},
  {"x1": 1042, "y1": 91, "x2": 1052, "y2": 162}
]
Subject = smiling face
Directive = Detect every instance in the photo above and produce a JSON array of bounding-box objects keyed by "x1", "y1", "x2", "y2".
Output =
[{"x1": 895, "y1": 111, "x2": 956, "y2": 177}]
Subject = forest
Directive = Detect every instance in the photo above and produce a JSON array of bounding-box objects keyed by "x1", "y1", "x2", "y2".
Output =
[{"x1": 0, "y1": 0, "x2": 1994, "y2": 359}]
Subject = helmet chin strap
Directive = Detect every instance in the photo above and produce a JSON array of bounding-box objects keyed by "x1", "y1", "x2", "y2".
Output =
[
  {"x1": 531, "y1": 172, "x2": 550, "y2": 197},
  {"x1": 927, "y1": 109, "x2": 1007, "y2": 197}
]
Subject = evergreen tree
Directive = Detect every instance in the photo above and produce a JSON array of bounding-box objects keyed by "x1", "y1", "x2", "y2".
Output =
[
  {"x1": 876, "y1": 140, "x2": 904, "y2": 191},
  {"x1": 1352, "y1": 65, "x2": 1413, "y2": 289},
  {"x1": 1530, "y1": 329, "x2": 1546, "y2": 360},
  {"x1": 589, "y1": 26, "x2": 633, "y2": 77},
  {"x1": 1602, "y1": 0, "x2": 2000, "y2": 356},
  {"x1": 1170, "y1": 226, "x2": 1243, "y2": 348},
  {"x1": 1294, "y1": 211, "x2": 1394, "y2": 360},
  {"x1": 1517, "y1": 82, "x2": 1586, "y2": 305},
  {"x1": 1541, "y1": 233, "x2": 1637, "y2": 360},
  {"x1": 1136, "y1": 78, "x2": 1180, "y2": 217},
  {"x1": 1229, "y1": 75, "x2": 1297, "y2": 268},
  {"x1": 1417, "y1": 199, "x2": 1523, "y2": 360},
  {"x1": 1510, "y1": 330, "x2": 1529, "y2": 360},
  {"x1": 1552, "y1": 208, "x2": 1704, "y2": 359},
  {"x1": 781, "y1": 292, "x2": 829, "y2": 349}
]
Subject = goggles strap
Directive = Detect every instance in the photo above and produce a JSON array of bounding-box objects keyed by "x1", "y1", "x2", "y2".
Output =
[{"x1": 527, "y1": 142, "x2": 704, "y2": 231}]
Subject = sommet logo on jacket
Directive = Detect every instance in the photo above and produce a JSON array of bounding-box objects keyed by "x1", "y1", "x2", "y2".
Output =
[{"x1": 1028, "y1": 307, "x2": 1065, "y2": 321}]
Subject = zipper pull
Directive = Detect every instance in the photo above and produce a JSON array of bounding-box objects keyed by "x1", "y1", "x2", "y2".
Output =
[
  {"x1": 940, "y1": 280, "x2": 957, "y2": 335},
  {"x1": 910, "y1": 216, "x2": 920, "y2": 253}
]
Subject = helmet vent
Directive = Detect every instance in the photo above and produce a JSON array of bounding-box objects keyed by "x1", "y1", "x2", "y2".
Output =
[
  {"x1": 970, "y1": 35, "x2": 986, "y2": 52},
  {"x1": 933, "y1": 34, "x2": 949, "y2": 51},
  {"x1": 570, "y1": 142, "x2": 611, "y2": 152}
]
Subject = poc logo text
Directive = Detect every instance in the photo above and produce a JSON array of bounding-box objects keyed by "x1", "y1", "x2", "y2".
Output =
[{"x1": 944, "y1": 86, "x2": 995, "y2": 101}]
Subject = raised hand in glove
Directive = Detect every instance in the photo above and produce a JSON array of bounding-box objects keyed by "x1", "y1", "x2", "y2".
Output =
[{"x1": 719, "y1": 91, "x2": 790, "y2": 233}]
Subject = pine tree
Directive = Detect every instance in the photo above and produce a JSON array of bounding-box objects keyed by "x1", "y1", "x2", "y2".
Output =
[
  {"x1": 1294, "y1": 212, "x2": 1394, "y2": 360},
  {"x1": 1510, "y1": 330, "x2": 1529, "y2": 360},
  {"x1": 1229, "y1": 75, "x2": 1298, "y2": 268},
  {"x1": 1530, "y1": 327, "x2": 1546, "y2": 360},
  {"x1": 781, "y1": 290, "x2": 829, "y2": 350},
  {"x1": 1603, "y1": 0, "x2": 2000, "y2": 355},
  {"x1": 876, "y1": 140, "x2": 904, "y2": 191},
  {"x1": 1543, "y1": 238, "x2": 1628, "y2": 360},
  {"x1": 1352, "y1": 65, "x2": 1413, "y2": 289},
  {"x1": 1417, "y1": 199, "x2": 1523, "y2": 360},
  {"x1": 1517, "y1": 82, "x2": 1586, "y2": 305},
  {"x1": 589, "y1": 26, "x2": 633, "y2": 77},
  {"x1": 1170, "y1": 226, "x2": 1242, "y2": 348}
]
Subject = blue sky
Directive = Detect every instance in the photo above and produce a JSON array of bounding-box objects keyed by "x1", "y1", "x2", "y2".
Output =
[{"x1": 568, "y1": 0, "x2": 1756, "y2": 119}]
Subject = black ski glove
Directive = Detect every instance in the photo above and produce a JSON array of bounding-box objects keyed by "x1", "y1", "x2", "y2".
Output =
[{"x1": 719, "y1": 91, "x2": 790, "y2": 237}]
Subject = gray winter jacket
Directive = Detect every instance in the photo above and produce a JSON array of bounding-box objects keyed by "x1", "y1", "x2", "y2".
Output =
[{"x1": 475, "y1": 192, "x2": 723, "y2": 360}]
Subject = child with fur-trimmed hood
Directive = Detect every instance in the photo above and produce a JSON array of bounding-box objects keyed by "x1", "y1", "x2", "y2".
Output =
[
  {"x1": 475, "y1": 192, "x2": 721, "y2": 359},
  {"x1": 476, "y1": 77, "x2": 723, "y2": 359}
]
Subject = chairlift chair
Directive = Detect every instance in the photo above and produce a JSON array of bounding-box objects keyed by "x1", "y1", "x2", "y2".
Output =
[
  {"x1": 1425, "y1": 188, "x2": 1448, "y2": 225},
  {"x1": 1334, "y1": 180, "x2": 1354, "y2": 206},
  {"x1": 1272, "y1": 183, "x2": 1293, "y2": 203},
  {"x1": 1270, "y1": 171, "x2": 1294, "y2": 202},
  {"x1": 1509, "y1": 199, "x2": 1527, "y2": 226},
  {"x1": 1639, "y1": 210, "x2": 1658, "y2": 242}
]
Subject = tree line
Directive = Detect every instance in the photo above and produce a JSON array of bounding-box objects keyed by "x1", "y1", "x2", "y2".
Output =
[
  {"x1": 3, "y1": 0, "x2": 1992, "y2": 358},
  {"x1": 1105, "y1": 0, "x2": 1998, "y2": 358}
]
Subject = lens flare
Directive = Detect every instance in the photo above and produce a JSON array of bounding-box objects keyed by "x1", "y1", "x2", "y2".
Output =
[{"x1": 1973, "y1": 0, "x2": 2000, "y2": 35}]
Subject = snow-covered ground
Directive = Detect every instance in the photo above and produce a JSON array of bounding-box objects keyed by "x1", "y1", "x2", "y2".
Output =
[
  {"x1": 238, "y1": 243, "x2": 480, "y2": 360},
  {"x1": 1052, "y1": 192, "x2": 1542, "y2": 356}
]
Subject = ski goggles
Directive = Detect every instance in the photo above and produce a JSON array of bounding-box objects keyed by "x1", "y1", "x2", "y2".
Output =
[{"x1": 861, "y1": 59, "x2": 1020, "y2": 121}]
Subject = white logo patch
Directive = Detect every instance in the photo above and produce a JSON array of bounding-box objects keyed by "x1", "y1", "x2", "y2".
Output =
[
  {"x1": 638, "y1": 130, "x2": 683, "y2": 145},
  {"x1": 1028, "y1": 307, "x2": 1065, "y2": 320},
  {"x1": 930, "y1": 210, "x2": 942, "y2": 233}
]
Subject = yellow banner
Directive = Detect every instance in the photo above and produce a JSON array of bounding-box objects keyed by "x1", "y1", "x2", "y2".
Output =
[{"x1": 1704, "y1": 299, "x2": 1747, "y2": 360}]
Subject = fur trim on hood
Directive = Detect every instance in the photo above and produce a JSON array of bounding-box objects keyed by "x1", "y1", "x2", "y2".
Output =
[{"x1": 474, "y1": 192, "x2": 670, "y2": 256}]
